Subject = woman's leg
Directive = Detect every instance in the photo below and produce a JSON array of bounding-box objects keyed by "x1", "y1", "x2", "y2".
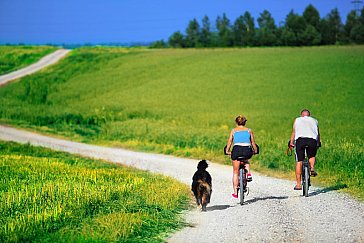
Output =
[{"x1": 232, "y1": 160, "x2": 240, "y2": 195}]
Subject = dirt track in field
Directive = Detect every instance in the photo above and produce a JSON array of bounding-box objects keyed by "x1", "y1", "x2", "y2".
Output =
[
  {"x1": 0, "y1": 50, "x2": 363, "y2": 242},
  {"x1": 0, "y1": 49, "x2": 70, "y2": 86}
]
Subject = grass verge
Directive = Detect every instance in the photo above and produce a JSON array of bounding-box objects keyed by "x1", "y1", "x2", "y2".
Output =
[{"x1": 0, "y1": 141, "x2": 190, "y2": 242}]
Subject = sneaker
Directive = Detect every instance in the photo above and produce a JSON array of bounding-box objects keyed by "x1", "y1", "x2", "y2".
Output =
[
  {"x1": 232, "y1": 193, "x2": 238, "y2": 198},
  {"x1": 247, "y1": 174, "x2": 252, "y2": 182}
]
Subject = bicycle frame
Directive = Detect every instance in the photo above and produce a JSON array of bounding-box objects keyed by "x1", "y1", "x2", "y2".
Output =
[
  {"x1": 301, "y1": 147, "x2": 311, "y2": 197},
  {"x1": 237, "y1": 160, "x2": 248, "y2": 205}
]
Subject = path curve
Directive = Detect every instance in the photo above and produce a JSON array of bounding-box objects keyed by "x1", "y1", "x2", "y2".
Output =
[
  {"x1": 0, "y1": 50, "x2": 363, "y2": 242},
  {"x1": 0, "y1": 124, "x2": 363, "y2": 242},
  {"x1": 0, "y1": 49, "x2": 70, "y2": 86}
]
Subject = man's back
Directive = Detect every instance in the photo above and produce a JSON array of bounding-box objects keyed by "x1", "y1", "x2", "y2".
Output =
[{"x1": 294, "y1": 116, "x2": 318, "y2": 140}]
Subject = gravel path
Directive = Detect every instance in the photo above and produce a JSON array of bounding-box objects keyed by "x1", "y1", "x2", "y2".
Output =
[
  {"x1": 0, "y1": 49, "x2": 70, "y2": 86},
  {"x1": 1, "y1": 124, "x2": 363, "y2": 242}
]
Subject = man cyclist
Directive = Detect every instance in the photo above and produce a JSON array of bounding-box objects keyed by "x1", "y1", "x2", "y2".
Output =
[{"x1": 290, "y1": 109, "x2": 320, "y2": 190}]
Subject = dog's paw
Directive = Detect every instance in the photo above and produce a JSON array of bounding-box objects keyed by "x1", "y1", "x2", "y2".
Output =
[{"x1": 201, "y1": 205, "x2": 207, "y2": 212}]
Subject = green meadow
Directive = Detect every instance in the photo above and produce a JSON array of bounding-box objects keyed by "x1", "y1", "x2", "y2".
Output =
[
  {"x1": 0, "y1": 141, "x2": 190, "y2": 242},
  {"x1": 0, "y1": 46, "x2": 57, "y2": 75},
  {"x1": 0, "y1": 46, "x2": 363, "y2": 198}
]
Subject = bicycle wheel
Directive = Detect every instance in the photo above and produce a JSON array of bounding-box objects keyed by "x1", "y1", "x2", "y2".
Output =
[
  {"x1": 302, "y1": 164, "x2": 309, "y2": 197},
  {"x1": 239, "y1": 168, "x2": 245, "y2": 205}
]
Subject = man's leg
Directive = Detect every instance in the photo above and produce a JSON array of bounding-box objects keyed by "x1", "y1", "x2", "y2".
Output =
[
  {"x1": 296, "y1": 161, "x2": 302, "y2": 188},
  {"x1": 307, "y1": 139, "x2": 318, "y2": 175},
  {"x1": 309, "y1": 156, "x2": 317, "y2": 176},
  {"x1": 309, "y1": 157, "x2": 316, "y2": 171}
]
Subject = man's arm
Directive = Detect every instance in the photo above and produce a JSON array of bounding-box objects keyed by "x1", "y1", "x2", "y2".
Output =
[{"x1": 290, "y1": 120, "x2": 296, "y2": 147}]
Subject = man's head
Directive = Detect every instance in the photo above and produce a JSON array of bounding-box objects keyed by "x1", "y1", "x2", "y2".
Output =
[{"x1": 300, "y1": 109, "x2": 311, "y2": 117}]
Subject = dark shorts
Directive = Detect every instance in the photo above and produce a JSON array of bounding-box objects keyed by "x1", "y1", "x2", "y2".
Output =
[
  {"x1": 295, "y1": 137, "x2": 318, "y2": 162},
  {"x1": 231, "y1": 145, "x2": 253, "y2": 162}
]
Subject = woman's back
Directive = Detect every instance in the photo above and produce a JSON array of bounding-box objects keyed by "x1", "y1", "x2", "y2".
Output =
[{"x1": 233, "y1": 128, "x2": 251, "y2": 145}]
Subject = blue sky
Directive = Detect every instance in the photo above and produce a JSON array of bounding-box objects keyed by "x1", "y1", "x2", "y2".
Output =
[{"x1": 0, "y1": 0, "x2": 356, "y2": 44}]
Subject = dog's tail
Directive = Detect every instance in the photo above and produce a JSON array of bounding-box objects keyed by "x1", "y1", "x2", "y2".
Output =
[{"x1": 198, "y1": 180, "x2": 212, "y2": 203}]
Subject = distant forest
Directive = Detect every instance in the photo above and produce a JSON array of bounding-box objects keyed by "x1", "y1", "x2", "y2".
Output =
[{"x1": 151, "y1": 4, "x2": 364, "y2": 48}]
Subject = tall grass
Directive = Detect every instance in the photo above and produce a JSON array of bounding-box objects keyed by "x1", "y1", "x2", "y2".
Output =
[
  {"x1": 0, "y1": 46, "x2": 57, "y2": 75},
  {"x1": 0, "y1": 46, "x2": 363, "y2": 198},
  {"x1": 0, "y1": 141, "x2": 190, "y2": 242}
]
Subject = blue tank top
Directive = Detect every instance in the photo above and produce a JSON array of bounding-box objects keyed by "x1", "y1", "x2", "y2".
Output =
[{"x1": 233, "y1": 129, "x2": 251, "y2": 145}]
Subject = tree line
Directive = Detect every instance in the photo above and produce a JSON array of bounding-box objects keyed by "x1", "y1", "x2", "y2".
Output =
[{"x1": 151, "y1": 4, "x2": 364, "y2": 48}]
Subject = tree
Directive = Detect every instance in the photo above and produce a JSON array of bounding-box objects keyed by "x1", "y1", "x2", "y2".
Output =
[
  {"x1": 200, "y1": 15, "x2": 212, "y2": 47},
  {"x1": 150, "y1": 39, "x2": 167, "y2": 48},
  {"x1": 320, "y1": 8, "x2": 343, "y2": 44},
  {"x1": 216, "y1": 13, "x2": 233, "y2": 47},
  {"x1": 281, "y1": 28, "x2": 297, "y2": 46},
  {"x1": 302, "y1": 25, "x2": 321, "y2": 45},
  {"x1": 257, "y1": 10, "x2": 277, "y2": 46},
  {"x1": 232, "y1": 11, "x2": 255, "y2": 46},
  {"x1": 350, "y1": 24, "x2": 364, "y2": 43},
  {"x1": 344, "y1": 10, "x2": 359, "y2": 43},
  {"x1": 284, "y1": 10, "x2": 307, "y2": 45},
  {"x1": 349, "y1": 7, "x2": 364, "y2": 44},
  {"x1": 302, "y1": 5, "x2": 322, "y2": 45},
  {"x1": 274, "y1": 26, "x2": 284, "y2": 45},
  {"x1": 303, "y1": 4, "x2": 320, "y2": 29},
  {"x1": 168, "y1": 31, "x2": 185, "y2": 48},
  {"x1": 233, "y1": 15, "x2": 246, "y2": 46},
  {"x1": 243, "y1": 11, "x2": 256, "y2": 46},
  {"x1": 185, "y1": 18, "x2": 201, "y2": 47}
]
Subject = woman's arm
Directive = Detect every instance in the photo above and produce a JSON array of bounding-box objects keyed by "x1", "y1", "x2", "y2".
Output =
[
  {"x1": 225, "y1": 130, "x2": 234, "y2": 155},
  {"x1": 250, "y1": 130, "x2": 258, "y2": 153}
]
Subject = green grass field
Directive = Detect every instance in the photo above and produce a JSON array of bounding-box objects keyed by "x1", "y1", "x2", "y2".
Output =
[
  {"x1": 0, "y1": 46, "x2": 363, "y2": 199},
  {"x1": 0, "y1": 141, "x2": 190, "y2": 242},
  {"x1": 0, "y1": 46, "x2": 57, "y2": 75}
]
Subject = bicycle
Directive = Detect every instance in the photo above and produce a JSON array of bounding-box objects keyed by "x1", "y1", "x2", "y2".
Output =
[
  {"x1": 287, "y1": 142, "x2": 319, "y2": 197},
  {"x1": 225, "y1": 144, "x2": 259, "y2": 205},
  {"x1": 301, "y1": 146, "x2": 311, "y2": 197},
  {"x1": 236, "y1": 156, "x2": 249, "y2": 205}
]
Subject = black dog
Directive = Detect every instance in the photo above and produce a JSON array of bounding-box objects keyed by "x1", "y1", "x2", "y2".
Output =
[{"x1": 191, "y1": 160, "x2": 212, "y2": 211}]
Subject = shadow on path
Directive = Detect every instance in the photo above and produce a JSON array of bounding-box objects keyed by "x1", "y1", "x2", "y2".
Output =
[
  {"x1": 309, "y1": 183, "x2": 347, "y2": 197},
  {"x1": 206, "y1": 205, "x2": 232, "y2": 211},
  {"x1": 244, "y1": 196, "x2": 289, "y2": 204}
]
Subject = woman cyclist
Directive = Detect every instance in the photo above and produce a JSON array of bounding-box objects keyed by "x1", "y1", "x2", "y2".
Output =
[{"x1": 225, "y1": 115, "x2": 258, "y2": 199}]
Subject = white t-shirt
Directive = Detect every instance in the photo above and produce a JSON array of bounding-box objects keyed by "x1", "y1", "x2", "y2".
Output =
[{"x1": 294, "y1": 116, "x2": 319, "y2": 140}]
